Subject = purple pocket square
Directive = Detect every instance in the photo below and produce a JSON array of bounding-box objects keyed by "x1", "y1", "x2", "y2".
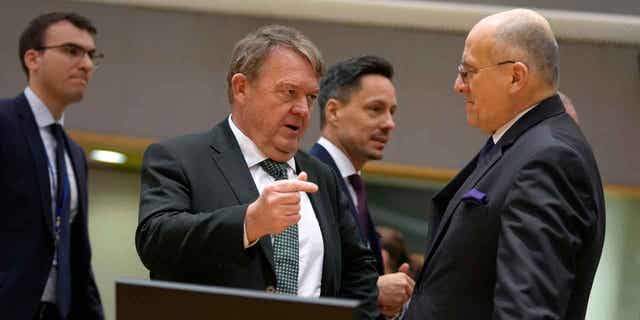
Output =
[{"x1": 462, "y1": 188, "x2": 488, "y2": 204}]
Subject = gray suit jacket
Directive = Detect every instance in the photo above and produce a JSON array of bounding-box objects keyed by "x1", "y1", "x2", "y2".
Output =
[
  {"x1": 136, "y1": 118, "x2": 379, "y2": 319},
  {"x1": 405, "y1": 95, "x2": 605, "y2": 319}
]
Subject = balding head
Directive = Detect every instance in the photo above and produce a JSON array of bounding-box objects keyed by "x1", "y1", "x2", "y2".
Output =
[
  {"x1": 454, "y1": 9, "x2": 560, "y2": 134},
  {"x1": 479, "y1": 9, "x2": 559, "y2": 89}
]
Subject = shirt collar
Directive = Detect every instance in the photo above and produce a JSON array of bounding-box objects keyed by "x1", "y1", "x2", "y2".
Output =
[
  {"x1": 227, "y1": 115, "x2": 296, "y2": 171},
  {"x1": 491, "y1": 103, "x2": 537, "y2": 144},
  {"x1": 24, "y1": 86, "x2": 64, "y2": 129},
  {"x1": 317, "y1": 137, "x2": 358, "y2": 178}
]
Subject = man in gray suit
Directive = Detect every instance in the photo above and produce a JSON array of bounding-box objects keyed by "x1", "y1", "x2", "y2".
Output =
[
  {"x1": 136, "y1": 25, "x2": 379, "y2": 319},
  {"x1": 405, "y1": 9, "x2": 605, "y2": 319}
]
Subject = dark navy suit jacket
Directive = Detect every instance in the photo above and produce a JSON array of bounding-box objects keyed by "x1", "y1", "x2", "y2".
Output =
[
  {"x1": 404, "y1": 94, "x2": 606, "y2": 320},
  {"x1": 0, "y1": 93, "x2": 103, "y2": 319},
  {"x1": 309, "y1": 143, "x2": 385, "y2": 275}
]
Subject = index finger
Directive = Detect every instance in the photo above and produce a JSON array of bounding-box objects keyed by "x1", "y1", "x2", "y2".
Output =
[{"x1": 272, "y1": 179, "x2": 318, "y2": 193}]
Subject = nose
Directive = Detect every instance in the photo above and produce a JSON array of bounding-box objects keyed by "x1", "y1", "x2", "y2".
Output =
[
  {"x1": 79, "y1": 53, "x2": 95, "y2": 71},
  {"x1": 291, "y1": 97, "x2": 310, "y2": 117},
  {"x1": 454, "y1": 74, "x2": 466, "y2": 93},
  {"x1": 382, "y1": 111, "x2": 396, "y2": 132}
]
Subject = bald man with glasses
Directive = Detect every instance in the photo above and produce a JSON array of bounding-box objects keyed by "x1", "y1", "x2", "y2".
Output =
[
  {"x1": 405, "y1": 9, "x2": 605, "y2": 320},
  {"x1": 0, "y1": 12, "x2": 104, "y2": 320}
]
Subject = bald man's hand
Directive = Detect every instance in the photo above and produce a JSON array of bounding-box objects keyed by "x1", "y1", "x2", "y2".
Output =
[{"x1": 245, "y1": 172, "x2": 318, "y2": 242}]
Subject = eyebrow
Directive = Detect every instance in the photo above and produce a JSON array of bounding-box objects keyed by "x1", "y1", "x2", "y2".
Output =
[
  {"x1": 460, "y1": 60, "x2": 474, "y2": 69},
  {"x1": 49, "y1": 42, "x2": 97, "y2": 52},
  {"x1": 276, "y1": 81, "x2": 318, "y2": 94}
]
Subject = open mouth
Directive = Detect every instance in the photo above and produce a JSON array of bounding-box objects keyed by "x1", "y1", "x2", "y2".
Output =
[{"x1": 285, "y1": 124, "x2": 300, "y2": 132}]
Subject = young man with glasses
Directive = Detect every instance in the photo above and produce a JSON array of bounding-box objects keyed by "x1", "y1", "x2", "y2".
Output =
[
  {"x1": 0, "y1": 12, "x2": 104, "y2": 320},
  {"x1": 405, "y1": 9, "x2": 605, "y2": 320}
]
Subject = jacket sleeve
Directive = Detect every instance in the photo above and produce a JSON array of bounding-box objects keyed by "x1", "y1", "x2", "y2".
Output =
[
  {"x1": 493, "y1": 146, "x2": 602, "y2": 319},
  {"x1": 135, "y1": 142, "x2": 250, "y2": 276}
]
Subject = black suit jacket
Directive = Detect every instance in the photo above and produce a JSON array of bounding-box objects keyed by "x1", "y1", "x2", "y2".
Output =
[
  {"x1": 309, "y1": 143, "x2": 384, "y2": 275},
  {"x1": 136, "y1": 119, "x2": 379, "y2": 319},
  {"x1": 0, "y1": 94, "x2": 104, "y2": 319},
  {"x1": 405, "y1": 95, "x2": 605, "y2": 320}
]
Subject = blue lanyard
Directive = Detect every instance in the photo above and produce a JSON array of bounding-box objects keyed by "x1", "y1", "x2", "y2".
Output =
[{"x1": 45, "y1": 150, "x2": 70, "y2": 242}]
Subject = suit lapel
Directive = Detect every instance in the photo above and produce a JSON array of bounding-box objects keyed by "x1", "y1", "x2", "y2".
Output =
[
  {"x1": 310, "y1": 143, "x2": 385, "y2": 274},
  {"x1": 207, "y1": 119, "x2": 273, "y2": 268},
  {"x1": 419, "y1": 147, "x2": 502, "y2": 277},
  {"x1": 422, "y1": 94, "x2": 566, "y2": 275},
  {"x1": 294, "y1": 153, "x2": 335, "y2": 294},
  {"x1": 309, "y1": 144, "x2": 360, "y2": 229},
  {"x1": 66, "y1": 137, "x2": 87, "y2": 221},
  {"x1": 15, "y1": 94, "x2": 55, "y2": 238}
]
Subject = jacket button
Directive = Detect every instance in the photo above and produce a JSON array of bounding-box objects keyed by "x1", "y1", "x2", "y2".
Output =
[{"x1": 265, "y1": 285, "x2": 276, "y2": 293}]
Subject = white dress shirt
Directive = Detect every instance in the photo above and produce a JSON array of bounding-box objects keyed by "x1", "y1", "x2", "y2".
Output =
[
  {"x1": 25, "y1": 87, "x2": 79, "y2": 303},
  {"x1": 228, "y1": 116, "x2": 324, "y2": 297},
  {"x1": 316, "y1": 137, "x2": 360, "y2": 206}
]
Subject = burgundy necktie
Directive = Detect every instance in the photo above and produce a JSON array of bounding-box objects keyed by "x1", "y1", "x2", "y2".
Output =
[{"x1": 348, "y1": 173, "x2": 370, "y2": 234}]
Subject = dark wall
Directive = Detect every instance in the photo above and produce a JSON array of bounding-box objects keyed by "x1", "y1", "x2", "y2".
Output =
[{"x1": 1, "y1": 0, "x2": 639, "y2": 186}]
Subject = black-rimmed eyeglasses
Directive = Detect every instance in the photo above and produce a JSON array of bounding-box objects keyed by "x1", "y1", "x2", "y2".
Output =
[
  {"x1": 457, "y1": 60, "x2": 516, "y2": 84},
  {"x1": 37, "y1": 43, "x2": 105, "y2": 67}
]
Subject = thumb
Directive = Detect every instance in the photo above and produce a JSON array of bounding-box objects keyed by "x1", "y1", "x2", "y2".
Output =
[
  {"x1": 398, "y1": 262, "x2": 411, "y2": 274},
  {"x1": 297, "y1": 171, "x2": 308, "y2": 182}
]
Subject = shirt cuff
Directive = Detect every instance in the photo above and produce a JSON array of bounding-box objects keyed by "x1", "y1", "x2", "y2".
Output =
[{"x1": 243, "y1": 220, "x2": 259, "y2": 249}]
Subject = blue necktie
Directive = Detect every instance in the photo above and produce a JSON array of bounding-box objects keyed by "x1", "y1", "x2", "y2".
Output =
[
  {"x1": 260, "y1": 159, "x2": 299, "y2": 295},
  {"x1": 50, "y1": 124, "x2": 71, "y2": 318}
]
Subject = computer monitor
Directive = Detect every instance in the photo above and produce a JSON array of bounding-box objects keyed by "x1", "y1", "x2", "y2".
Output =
[{"x1": 116, "y1": 279, "x2": 362, "y2": 319}]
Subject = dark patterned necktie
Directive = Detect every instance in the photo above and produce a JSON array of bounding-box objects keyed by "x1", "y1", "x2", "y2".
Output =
[
  {"x1": 50, "y1": 124, "x2": 71, "y2": 318},
  {"x1": 260, "y1": 159, "x2": 299, "y2": 295},
  {"x1": 477, "y1": 137, "x2": 495, "y2": 165},
  {"x1": 347, "y1": 173, "x2": 371, "y2": 235}
]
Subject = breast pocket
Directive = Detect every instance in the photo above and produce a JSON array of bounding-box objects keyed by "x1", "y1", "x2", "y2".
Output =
[{"x1": 445, "y1": 200, "x2": 495, "y2": 256}]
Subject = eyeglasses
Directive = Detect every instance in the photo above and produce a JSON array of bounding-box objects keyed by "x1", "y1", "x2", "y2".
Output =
[
  {"x1": 37, "y1": 43, "x2": 104, "y2": 67},
  {"x1": 456, "y1": 60, "x2": 515, "y2": 84}
]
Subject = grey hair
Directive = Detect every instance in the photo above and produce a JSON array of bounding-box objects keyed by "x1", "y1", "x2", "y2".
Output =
[
  {"x1": 493, "y1": 14, "x2": 560, "y2": 88},
  {"x1": 226, "y1": 25, "x2": 324, "y2": 104}
]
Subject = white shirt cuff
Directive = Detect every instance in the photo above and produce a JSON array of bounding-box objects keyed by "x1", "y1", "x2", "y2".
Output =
[{"x1": 243, "y1": 220, "x2": 260, "y2": 249}]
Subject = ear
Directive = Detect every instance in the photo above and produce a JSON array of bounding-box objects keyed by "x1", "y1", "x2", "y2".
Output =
[
  {"x1": 325, "y1": 98, "x2": 342, "y2": 126},
  {"x1": 23, "y1": 49, "x2": 41, "y2": 76},
  {"x1": 230, "y1": 73, "x2": 249, "y2": 105},
  {"x1": 509, "y1": 61, "x2": 528, "y2": 93}
]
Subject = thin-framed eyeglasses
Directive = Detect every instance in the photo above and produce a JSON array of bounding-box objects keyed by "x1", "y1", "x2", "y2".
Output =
[
  {"x1": 36, "y1": 43, "x2": 105, "y2": 68},
  {"x1": 457, "y1": 60, "x2": 515, "y2": 84}
]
